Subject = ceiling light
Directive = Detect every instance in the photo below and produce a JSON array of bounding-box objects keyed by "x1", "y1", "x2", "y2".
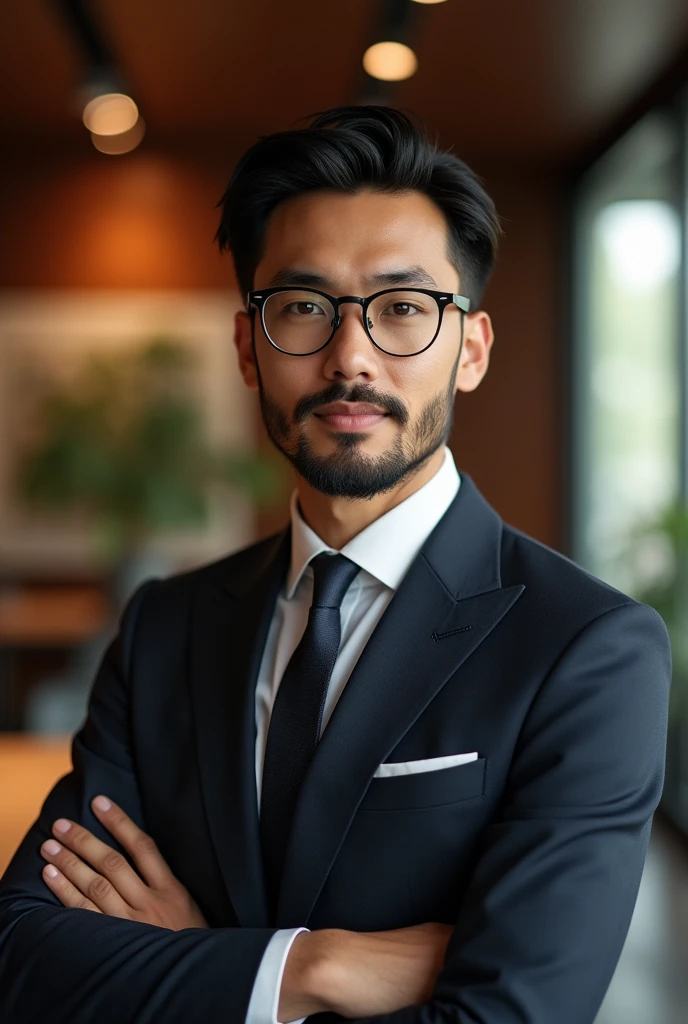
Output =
[
  {"x1": 83, "y1": 92, "x2": 139, "y2": 136},
  {"x1": 362, "y1": 41, "x2": 418, "y2": 82},
  {"x1": 410, "y1": 0, "x2": 448, "y2": 4},
  {"x1": 90, "y1": 116, "x2": 146, "y2": 155}
]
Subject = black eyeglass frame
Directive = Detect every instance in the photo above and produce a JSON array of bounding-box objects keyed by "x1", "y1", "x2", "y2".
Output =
[{"x1": 247, "y1": 286, "x2": 471, "y2": 357}]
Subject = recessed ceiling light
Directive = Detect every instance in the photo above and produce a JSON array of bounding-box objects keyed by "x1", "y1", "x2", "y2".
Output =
[
  {"x1": 362, "y1": 41, "x2": 418, "y2": 82},
  {"x1": 91, "y1": 116, "x2": 146, "y2": 155},
  {"x1": 83, "y1": 93, "x2": 139, "y2": 136}
]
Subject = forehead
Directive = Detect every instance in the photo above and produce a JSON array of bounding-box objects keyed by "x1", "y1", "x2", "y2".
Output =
[{"x1": 254, "y1": 189, "x2": 457, "y2": 288}]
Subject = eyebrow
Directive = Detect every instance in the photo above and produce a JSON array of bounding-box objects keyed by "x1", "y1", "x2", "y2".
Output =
[{"x1": 266, "y1": 265, "x2": 439, "y2": 290}]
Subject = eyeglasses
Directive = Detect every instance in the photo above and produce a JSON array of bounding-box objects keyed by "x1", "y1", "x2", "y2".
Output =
[{"x1": 247, "y1": 287, "x2": 470, "y2": 357}]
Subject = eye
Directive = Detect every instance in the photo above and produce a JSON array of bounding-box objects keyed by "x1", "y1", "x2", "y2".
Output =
[
  {"x1": 284, "y1": 301, "x2": 327, "y2": 316},
  {"x1": 383, "y1": 302, "x2": 421, "y2": 317}
]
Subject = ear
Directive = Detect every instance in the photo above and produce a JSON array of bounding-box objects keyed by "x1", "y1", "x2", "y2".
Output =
[
  {"x1": 454, "y1": 311, "x2": 494, "y2": 394},
  {"x1": 234, "y1": 309, "x2": 259, "y2": 391}
]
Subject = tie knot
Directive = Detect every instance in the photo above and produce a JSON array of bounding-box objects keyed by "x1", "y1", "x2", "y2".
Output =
[{"x1": 310, "y1": 552, "x2": 360, "y2": 609}]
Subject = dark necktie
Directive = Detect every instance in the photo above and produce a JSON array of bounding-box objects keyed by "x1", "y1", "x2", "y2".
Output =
[{"x1": 260, "y1": 551, "x2": 361, "y2": 919}]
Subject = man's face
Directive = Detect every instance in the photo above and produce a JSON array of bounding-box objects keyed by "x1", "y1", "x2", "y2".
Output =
[{"x1": 234, "y1": 188, "x2": 492, "y2": 499}]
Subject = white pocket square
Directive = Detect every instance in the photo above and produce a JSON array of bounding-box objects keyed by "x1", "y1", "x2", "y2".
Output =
[{"x1": 373, "y1": 751, "x2": 478, "y2": 778}]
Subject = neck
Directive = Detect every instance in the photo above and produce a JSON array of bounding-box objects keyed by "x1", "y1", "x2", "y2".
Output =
[{"x1": 295, "y1": 447, "x2": 446, "y2": 549}]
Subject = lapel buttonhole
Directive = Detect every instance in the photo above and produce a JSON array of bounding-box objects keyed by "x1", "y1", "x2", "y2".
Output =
[{"x1": 431, "y1": 624, "x2": 473, "y2": 642}]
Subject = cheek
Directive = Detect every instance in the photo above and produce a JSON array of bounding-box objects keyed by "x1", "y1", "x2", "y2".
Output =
[
  {"x1": 258, "y1": 353, "x2": 319, "y2": 405},
  {"x1": 387, "y1": 354, "x2": 447, "y2": 400}
]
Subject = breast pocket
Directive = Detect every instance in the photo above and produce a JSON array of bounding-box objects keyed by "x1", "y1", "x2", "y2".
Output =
[{"x1": 358, "y1": 756, "x2": 487, "y2": 812}]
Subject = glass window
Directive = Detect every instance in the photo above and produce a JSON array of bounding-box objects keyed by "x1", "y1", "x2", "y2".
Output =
[
  {"x1": 572, "y1": 103, "x2": 688, "y2": 835},
  {"x1": 572, "y1": 111, "x2": 682, "y2": 593}
]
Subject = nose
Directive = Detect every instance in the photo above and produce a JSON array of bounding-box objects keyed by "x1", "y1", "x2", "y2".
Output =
[{"x1": 322, "y1": 300, "x2": 380, "y2": 382}]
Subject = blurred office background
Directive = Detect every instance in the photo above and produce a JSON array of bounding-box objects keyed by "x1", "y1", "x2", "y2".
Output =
[{"x1": 1, "y1": 1, "x2": 688, "y2": 1020}]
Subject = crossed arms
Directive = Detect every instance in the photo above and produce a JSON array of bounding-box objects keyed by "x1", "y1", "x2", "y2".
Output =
[
  {"x1": 29, "y1": 791, "x2": 453, "y2": 1018},
  {"x1": 0, "y1": 582, "x2": 672, "y2": 1023}
]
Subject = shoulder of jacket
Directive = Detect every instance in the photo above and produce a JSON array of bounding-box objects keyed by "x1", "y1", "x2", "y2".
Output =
[
  {"x1": 121, "y1": 529, "x2": 286, "y2": 619},
  {"x1": 500, "y1": 521, "x2": 648, "y2": 620}
]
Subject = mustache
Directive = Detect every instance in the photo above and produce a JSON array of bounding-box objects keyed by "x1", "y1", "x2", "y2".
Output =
[{"x1": 293, "y1": 382, "x2": 409, "y2": 426}]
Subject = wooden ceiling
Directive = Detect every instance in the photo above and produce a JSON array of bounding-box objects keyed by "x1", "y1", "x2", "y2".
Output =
[{"x1": 2, "y1": 0, "x2": 688, "y2": 162}]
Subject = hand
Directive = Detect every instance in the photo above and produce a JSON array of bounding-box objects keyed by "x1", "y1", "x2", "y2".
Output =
[
  {"x1": 280, "y1": 922, "x2": 453, "y2": 1021},
  {"x1": 39, "y1": 794, "x2": 209, "y2": 931}
]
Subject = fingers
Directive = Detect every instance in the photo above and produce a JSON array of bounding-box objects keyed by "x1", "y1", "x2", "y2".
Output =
[
  {"x1": 40, "y1": 814, "x2": 144, "y2": 911},
  {"x1": 39, "y1": 796, "x2": 178, "y2": 922},
  {"x1": 40, "y1": 856, "x2": 103, "y2": 915},
  {"x1": 90, "y1": 796, "x2": 177, "y2": 892},
  {"x1": 40, "y1": 831, "x2": 128, "y2": 917}
]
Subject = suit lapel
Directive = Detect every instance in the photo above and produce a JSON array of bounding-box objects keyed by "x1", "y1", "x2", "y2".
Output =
[
  {"x1": 190, "y1": 528, "x2": 290, "y2": 927},
  {"x1": 276, "y1": 473, "x2": 525, "y2": 926}
]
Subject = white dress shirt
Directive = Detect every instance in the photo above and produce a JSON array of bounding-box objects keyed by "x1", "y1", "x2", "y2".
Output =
[{"x1": 245, "y1": 446, "x2": 461, "y2": 1024}]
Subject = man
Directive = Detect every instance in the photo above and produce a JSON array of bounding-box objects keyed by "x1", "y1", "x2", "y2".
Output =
[{"x1": 0, "y1": 106, "x2": 671, "y2": 1023}]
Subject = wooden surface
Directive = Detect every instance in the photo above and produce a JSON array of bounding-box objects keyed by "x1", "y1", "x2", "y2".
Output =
[
  {"x1": 0, "y1": 587, "x2": 110, "y2": 646},
  {"x1": 0, "y1": 733, "x2": 72, "y2": 876}
]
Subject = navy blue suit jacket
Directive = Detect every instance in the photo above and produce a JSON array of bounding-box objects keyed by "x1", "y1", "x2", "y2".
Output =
[{"x1": 0, "y1": 472, "x2": 672, "y2": 1022}]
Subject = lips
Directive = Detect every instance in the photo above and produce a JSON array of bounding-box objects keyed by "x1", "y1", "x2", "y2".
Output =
[
  {"x1": 314, "y1": 402, "x2": 388, "y2": 417},
  {"x1": 313, "y1": 404, "x2": 390, "y2": 433}
]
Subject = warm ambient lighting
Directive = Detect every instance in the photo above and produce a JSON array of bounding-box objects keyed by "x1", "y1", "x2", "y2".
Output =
[
  {"x1": 90, "y1": 116, "x2": 146, "y2": 155},
  {"x1": 362, "y1": 41, "x2": 418, "y2": 82},
  {"x1": 410, "y1": 0, "x2": 448, "y2": 4},
  {"x1": 83, "y1": 92, "x2": 139, "y2": 136}
]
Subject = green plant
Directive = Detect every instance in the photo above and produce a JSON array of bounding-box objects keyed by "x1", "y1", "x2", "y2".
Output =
[
  {"x1": 621, "y1": 502, "x2": 688, "y2": 723},
  {"x1": 16, "y1": 335, "x2": 284, "y2": 564}
]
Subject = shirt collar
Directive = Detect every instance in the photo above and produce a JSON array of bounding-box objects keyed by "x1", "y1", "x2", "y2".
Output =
[{"x1": 286, "y1": 446, "x2": 461, "y2": 598}]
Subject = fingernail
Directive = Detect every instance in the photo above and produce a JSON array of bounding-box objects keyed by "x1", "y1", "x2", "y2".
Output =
[
  {"x1": 93, "y1": 795, "x2": 111, "y2": 811},
  {"x1": 53, "y1": 819, "x2": 71, "y2": 833},
  {"x1": 43, "y1": 839, "x2": 61, "y2": 855},
  {"x1": 44, "y1": 865, "x2": 58, "y2": 878}
]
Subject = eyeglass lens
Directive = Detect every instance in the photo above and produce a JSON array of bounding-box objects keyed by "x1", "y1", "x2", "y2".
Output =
[{"x1": 262, "y1": 290, "x2": 441, "y2": 355}]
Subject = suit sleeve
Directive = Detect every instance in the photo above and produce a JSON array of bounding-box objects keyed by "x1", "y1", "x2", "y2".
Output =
[
  {"x1": 317, "y1": 599, "x2": 672, "y2": 1024},
  {"x1": 0, "y1": 580, "x2": 277, "y2": 1024}
]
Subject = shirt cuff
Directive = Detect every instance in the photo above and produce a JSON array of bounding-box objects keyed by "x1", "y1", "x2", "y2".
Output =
[{"x1": 244, "y1": 926, "x2": 311, "y2": 1024}]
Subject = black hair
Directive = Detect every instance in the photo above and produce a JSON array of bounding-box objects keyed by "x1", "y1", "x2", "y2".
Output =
[{"x1": 214, "y1": 105, "x2": 501, "y2": 308}]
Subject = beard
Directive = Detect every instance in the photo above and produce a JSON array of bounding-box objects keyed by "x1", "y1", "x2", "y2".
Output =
[{"x1": 255, "y1": 346, "x2": 461, "y2": 501}]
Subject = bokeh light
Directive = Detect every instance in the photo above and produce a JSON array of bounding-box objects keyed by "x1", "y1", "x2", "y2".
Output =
[
  {"x1": 362, "y1": 41, "x2": 418, "y2": 82},
  {"x1": 596, "y1": 200, "x2": 681, "y2": 292},
  {"x1": 83, "y1": 93, "x2": 139, "y2": 136},
  {"x1": 90, "y1": 116, "x2": 146, "y2": 155}
]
